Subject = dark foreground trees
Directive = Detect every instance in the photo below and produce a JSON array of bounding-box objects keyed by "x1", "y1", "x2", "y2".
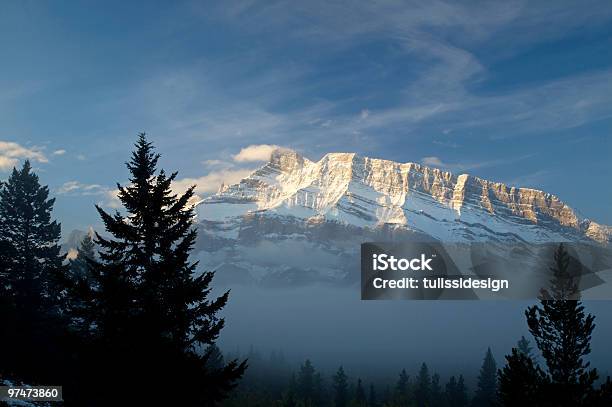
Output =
[
  {"x1": 59, "y1": 134, "x2": 246, "y2": 405},
  {"x1": 0, "y1": 161, "x2": 67, "y2": 384},
  {"x1": 332, "y1": 366, "x2": 348, "y2": 407},
  {"x1": 499, "y1": 244, "x2": 611, "y2": 407},
  {"x1": 472, "y1": 348, "x2": 497, "y2": 407}
]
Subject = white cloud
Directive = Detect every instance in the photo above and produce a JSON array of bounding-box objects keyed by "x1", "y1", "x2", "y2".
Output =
[
  {"x1": 57, "y1": 181, "x2": 106, "y2": 195},
  {"x1": 76, "y1": 154, "x2": 86, "y2": 161},
  {"x1": 173, "y1": 168, "x2": 254, "y2": 201},
  {"x1": 52, "y1": 149, "x2": 66, "y2": 156},
  {"x1": 191, "y1": 1, "x2": 612, "y2": 144},
  {"x1": 233, "y1": 144, "x2": 280, "y2": 162},
  {"x1": 58, "y1": 166, "x2": 254, "y2": 211},
  {"x1": 0, "y1": 156, "x2": 18, "y2": 170},
  {"x1": 101, "y1": 168, "x2": 254, "y2": 210},
  {"x1": 421, "y1": 156, "x2": 445, "y2": 167},
  {"x1": 103, "y1": 189, "x2": 122, "y2": 209},
  {"x1": 0, "y1": 141, "x2": 48, "y2": 171},
  {"x1": 202, "y1": 159, "x2": 227, "y2": 168},
  {"x1": 56, "y1": 180, "x2": 123, "y2": 210}
]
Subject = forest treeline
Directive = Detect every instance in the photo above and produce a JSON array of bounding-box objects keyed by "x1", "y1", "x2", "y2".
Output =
[
  {"x1": 220, "y1": 345, "x2": 473, "y2": 407},
  {"x1": 0, "y1": 135, "x2": 245, "y2": 406},
  {"x1": 0, "y1": 134, "x2": 611, "y2": 406}
]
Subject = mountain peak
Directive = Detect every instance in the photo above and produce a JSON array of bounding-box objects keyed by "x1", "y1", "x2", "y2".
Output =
[
  {"x1": 269, "y1": 148, "x2": 308, "y2": 169},
  {"x1": 199, "y1": 151, "x2": 610, "y2": 244}
]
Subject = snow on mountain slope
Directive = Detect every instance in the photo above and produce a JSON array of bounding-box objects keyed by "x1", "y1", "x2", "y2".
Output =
[
  {"x1": 191, "y1": 149, "x2": 609, "y2": 285},
  {"x1": 197, "y1": 148, "x2": 610, "y2": 245}
]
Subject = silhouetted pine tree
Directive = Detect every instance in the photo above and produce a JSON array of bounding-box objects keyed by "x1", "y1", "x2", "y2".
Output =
[
  {"x1": 446, "y1": 375, "x2": 468, "y2": 407},
  {"x1": 539, "y1": 243, "x2": 581, "y2": 301},
  {"x1": 60, "y1": 234, "x2": 97, "y2": 323},
  {"x1": 368, "y1": 383, "x2": 377, "y2": 407},
  {"x1": 382, "y1": 385, "x2": 392, "y2": 406},
  {"x1": 314, "y1": 371, "x2": 325, "y2": 406},
  {"x1": 524, "y1": 244, "x2": 599, "y2": 406},
  {"x1": 68, "y1": 232, "x2": 95, "y2": 278},
  {"x1": 457, "y1": 375, "x2": 468, "y2": 407},
  {"x1": 431, "y1": 373, "x2": 443, "y2": 407},
  {"x1": 0, "y1": 161, "x2": 66, "y2": 384},
  {"x1": 415, "y1": 362, "x2": 431, "y2": 407},
  {"x1": 472, "y1": 348, "x2": 497, "y2": 407},
  {"x1": 498, "y1": 244, "x2": 612, "y2": 406},
  {"x1": 284, "y1": 374, "x2": 298, "y2": 407},
  {"x1": 394, "y1": 368, "x2": 411, "y2": 406},
  {"x1": 333, "y1": 366, "x2": 349, "y2": 407},
  {"x1": 297, "y1": 359, "x2": 316, "y2": 402},
  {"x1": 0, "y1": 161, "x2": 64, "y2": 311},
  {"x1": 354, "y1": 378, "x2": 367, "y2": 406},
  {"x1": 62, "y1": 134, "x2": 245, "y2": 406},
  {"x1": 498, "y1": 348, "x2": 548, "y2": 407},
  {"x1": 446, "y1": 376, "x2": 457, "y2": 407}
]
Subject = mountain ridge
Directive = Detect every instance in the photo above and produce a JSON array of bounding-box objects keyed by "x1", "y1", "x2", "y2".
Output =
[{"x1": 197, "y1": 148, "x2": 610, "y2": 244}]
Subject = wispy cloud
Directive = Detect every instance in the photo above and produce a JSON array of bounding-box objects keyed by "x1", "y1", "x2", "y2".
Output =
[
  {"x1": 179, "y1": 1, "x2": 612, "y2": 147},
  {"x1": 202, "y1": 159, "x2": 228, "y2": 168},
  {"x1": 0, "y1": 141, "x2": 48, "y2": 171},
  {"x1": 52, "y1": 149, "x2": 66, "y2": 156},
  {"x1": 173, "y1": 168, "x2": 254, "y2": 201},
  {"x1": 56, "y1": 181, "x2": 107, "y2": 195},
  {"x1": 56, "y1": 181, "x2": 122, "y2": 209},
  {"x1": 233, "y1": 144, "x2": 281, "y2": 162}
]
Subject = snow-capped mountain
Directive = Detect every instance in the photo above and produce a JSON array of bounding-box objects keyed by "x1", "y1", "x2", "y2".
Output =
[{"x1": 193, "y1": 149, "x2": 610, "y2": 285}]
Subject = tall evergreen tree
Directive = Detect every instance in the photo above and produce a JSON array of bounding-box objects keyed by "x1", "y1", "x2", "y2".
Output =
[
  {"x1": 457, "y1": 375, "x2": 468, "y2": 407},
  {"x1": 472, "y1": 348, "x2": 497, "y2": 407},
  {"x1": 431, "y1": 373, "x2": 443, "y2": 407},
  {"x1": 498, "y1": 348, "x2": 548, "y2": 407},
  {"x1": 0, "y1": 161, "x2": 64, "y2": 312},
  {"x1": 446, "y1": 375, "x2": 468, "y2": 407},
  {"x1": 62, "y1": 134, "x2": 245, "y2": 406},
  {"x1": 415, "y1": 362, "x2": 431, "y2": 407},
  {"x1": 297, "y1": 359, "x2": 316, "y2": 403},
  {"x1": 60, "y1": 232, "x2": 97, "y2": 322},
  {"x1": 284, "y1": 374, "x2": 298, "y2": 407},
  {"x1": 394, "y1": 368, "x2": 411, "y2": 406},
  {"x1": 539, "y1": 243, "x2": 581, "y2": 301},
  {"x1": 499, "y1": 244, "x2": 612, "y2": 406},
  {"x1": 313, "y1": 371, "x2": 325, "y2": 406},
  {"x1": 446, "y1": 376, "x2": 458, "y2": 407},
  {"x1": 354, "y1": 378, "x2": 367, "y2": 406},
  {"x1": 368, "y1": 383, "x2": 377, "y2": 407},
  {"x1": 524, "y1": 244, "x2": 599, "y2": 406},
  {"x1": 333, "y1": 366, "x2": 349, "y2": 407},
  {"x1": 0, "y1": 160, "x2": 66, "y2": 383},
  {"x1": 68, "y1": 232, "x2": 95, "y2": 278}
]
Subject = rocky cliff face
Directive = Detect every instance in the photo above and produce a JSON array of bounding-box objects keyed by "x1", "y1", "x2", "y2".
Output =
[
  {"x1": 193, "y1": 149, "x2": 609, "y2": 285},
  {"x1": 199, "y1": 148, "x2": 609, "y2": 244}
]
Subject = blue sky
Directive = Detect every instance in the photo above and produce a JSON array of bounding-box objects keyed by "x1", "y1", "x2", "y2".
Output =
[{"x1": 1, "y1": 0, "x2": 611, "y2": 233}]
